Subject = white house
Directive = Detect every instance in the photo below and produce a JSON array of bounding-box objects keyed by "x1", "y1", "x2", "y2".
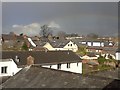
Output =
[
  {"x1": 0, "y1": 59, "x2": 22, "y2": 77},
  {"x1": 81, "y1": 41, "x2": 114, "y2": 47},
  {"x1": 2, "y1": 51, "x2": 82, "y2": 74},
  {"x1": 63, "y1": 41, "x2": 78, "y2": 52},
  {"x1": 42, "y1": 62, "x2": 82, "y2": 74},
  {"x1": 43, "y1": 41, "x2": 78, "y2": 52},
  {"x1": 116, "y1": 50, "x2": 120, "y2": 60},
  {"x1": 81, "y1": 55, "x2": 98, "y2": 60}
]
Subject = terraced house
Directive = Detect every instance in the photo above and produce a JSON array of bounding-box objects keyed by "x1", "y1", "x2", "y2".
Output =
[{"x1": 0, "y1": 51, "x2": 82, "y2": 77}]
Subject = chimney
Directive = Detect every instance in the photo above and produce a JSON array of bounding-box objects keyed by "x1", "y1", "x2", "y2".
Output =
[
  {"x1": 45, "y1": 49, "x2": 48, "y2": 53},
  {"x1": 27, "y1": 55, "x2": 34, "y2": 65}
]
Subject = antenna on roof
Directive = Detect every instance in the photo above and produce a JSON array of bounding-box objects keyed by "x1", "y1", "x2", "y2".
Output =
[
  {"x1": 67, "y1": 52, "x2": 69, "y2": 55},
  {"x1": 45, "y1": 49, "x2": 48, "y2": 53},
  {"x1": 15, "y1": 55, "x2": 20, "y2": 63}
]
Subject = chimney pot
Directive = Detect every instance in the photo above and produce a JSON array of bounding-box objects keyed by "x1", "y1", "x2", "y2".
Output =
[{"x1": 27, "y1": 55, "x2": 34, "y2": 65}]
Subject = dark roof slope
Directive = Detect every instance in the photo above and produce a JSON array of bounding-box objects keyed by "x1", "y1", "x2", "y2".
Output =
[
  {"x1": 2, "y1": 34, "x2": 16, "y2": 41},
  {"x1": 1, "y1": 51, "x2": 81, "y2": 66},
  {"x1": 50, "y1": 40, "x2": 70, "y2": 48},
  {"x1": 2, "y1": 65, "x2": 116, "y2": 88},
  {"x1": 86, "y1": 46, "x2": 103, "y2": 50}
]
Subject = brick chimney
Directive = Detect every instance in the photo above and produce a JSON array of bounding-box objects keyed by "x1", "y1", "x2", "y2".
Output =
[{"x1": 27, "y1": 55, "x2": 34, "y2": 65}]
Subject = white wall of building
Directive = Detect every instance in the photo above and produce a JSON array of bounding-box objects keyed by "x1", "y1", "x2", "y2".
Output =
[
  {"x1": 116, "y1": 52, "x2": 120, "y2": 60},
  {"x1": 63, "y1": 41, "x2": 78, "y2": 52},
  {"x1": 43, "y1": 41, "x2": 78, "y2": 52},
  {"x1": 101, "y1": 42, "x2": 104, "y2": 47},
  {"x1": 43, "y1": 42, "x2": 53, "y2": 50},
  {"x1": 92, "y1": 42, "x2": 101, "y2": 46},
  {"x1": 0, "y1": 59, "x2": 22, "y2": 77},
  {"x1": 87, "y1": 42, "x2": 92, "y2": 46},
  {"x1": 81, "y1": 42, "x2": 86, "y2": 44},
  {"x1": 28, "y1": 38, "x2": 36, "y2": 47},
  {"x1": 81, "y1": 55, "x2": 98, "y2": 60},
  {"x1": 42, "y1": 62, "x2": 82, "y2": 74}
]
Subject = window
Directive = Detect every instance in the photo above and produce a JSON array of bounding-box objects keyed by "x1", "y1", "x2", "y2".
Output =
[
  {"x1": 1, "y1": 66, "x2": 7, "y2": 74},
  {"x1": 71, "y1": 44, "x2": 72, "y2": 46},
  {"x1": 57, "y1": 64, "x2": 61, "y2": 69},
  {"x1": 67, "y1": 63, "x2": 70, "y2": 68},
  {"x1": 77, "y1": 63, "x2": 79, "y2": 66}
]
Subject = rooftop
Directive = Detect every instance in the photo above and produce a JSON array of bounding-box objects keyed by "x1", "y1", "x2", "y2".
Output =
[
  {"x1": 2, "y1": 65, "x2": 119, "y2": 88},
  {"x1": 1, "y1": 51, "x2": 81, "y2": 66}
]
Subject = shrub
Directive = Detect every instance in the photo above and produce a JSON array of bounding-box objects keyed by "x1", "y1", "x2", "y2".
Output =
[
  {"x1": 98, "y1": 55, "x2": 106, "y2": 64},
  {"x1": 22, "y1": 42, "x2": 28, "y2": 50}
]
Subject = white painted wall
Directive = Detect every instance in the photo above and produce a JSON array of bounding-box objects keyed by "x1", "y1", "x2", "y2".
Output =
[
  {"x1": 28, "y1": 38, "x2": 36, "y2": 47},
  {"x1": 101, "y1": 42, "x2": 104, "y2": 47},
  {"x1": 43, "y1": 42, "x2": 54, "y2": 50},
  {"x1": 81, "y1": 42, "x2": 86, "y2": 44},
  {"x1": 116, "y1": 52, "x2": 120, "y2": 60},
  {"x1": 87, "y1": 42, "x2": 92, "y2": 46},
  {"x1": 63, "y1": 41, "x2": 78, "y2": 52},
  {"x1": 42, "y1": 62, "x2": 82, "y2": 74},
  {"x1": 92, "y1": 42, "x2": 101, "y2": 46},
  {"x1": 81, "y1": 55, "x2": 98, "y2": 60},
  {"x1": 0, "y1": 59, "x2": 22, "y2": 77},
  {"x1": 43, "y1": 41, "x2": 78, "y2": 52}
]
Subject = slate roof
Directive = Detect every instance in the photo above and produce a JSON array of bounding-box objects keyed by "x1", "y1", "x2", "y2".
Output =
[
  {"x1": 2, "y1": 34, "x2": 16, "y2": 41},
  {"x1": 16, "y1": 36, "x2": 24, "y2": 41},
  {"x1": 102, "y1": 47, "x2": 117, "y2": 55},
  {"x1": 32, "y1": 46, "x2": 48, "y2": 51},
  {"x1": 86, "y1": 52, "x2": 97, "y2": 57},
  {"x1": 116, "y1": 49, "x2": 120, "y2": 52},
  {"x1": 33, "y1": 39, "x2": 77, "y2": 48},
  {"x1": 86, "y1": 46, "x2": 103, "y2": 50},
  {"x1": 2, "y1": 65, "x2": 118, "y2": 88},
  {"x1": 34, "y1": 39, "x2": 69, "y2": 48},
  {"x1": 0, "y1": 76, "x2": 10, "y2": 85},
  {"x1": 0, "y1": 59, "x2": 13, "y2": 62},
  {"x1": 50, "y1": 40, "x2": 69, "y2": 48},
  {"x1": 1, "y1": 51, "x2": 81, "y2": 66}
]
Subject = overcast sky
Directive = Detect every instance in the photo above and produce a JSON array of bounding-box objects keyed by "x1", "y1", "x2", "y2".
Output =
[{"x1": 2, "y1": 2, "x2": 118, "y2": 36}]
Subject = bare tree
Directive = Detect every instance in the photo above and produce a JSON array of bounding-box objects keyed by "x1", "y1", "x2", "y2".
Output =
[
  {"x1": 40, "y1": 25, "x2": 53, "y2": 38},
  {"x1": 87, "y1": 33, "x2": 99, "y2": 39},
  {"x1": 57, "y1": 31, "x2": 66, "y2": 40}
]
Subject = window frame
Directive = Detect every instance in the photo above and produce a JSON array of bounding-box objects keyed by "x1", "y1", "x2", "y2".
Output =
[{"x1": 1, "y1": 66, "x2": 7, "y2": 74}]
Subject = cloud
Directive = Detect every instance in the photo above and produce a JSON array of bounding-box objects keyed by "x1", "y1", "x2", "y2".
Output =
[
  {"x1": 48, "y1": 21, "x2": 60, "y2": 29},
  {"x1": 12, "y1": 23, "x2": 41, "y2": 36},
  {"x1": 12, "y1": 22, "x2": 60, "y2": 36}
]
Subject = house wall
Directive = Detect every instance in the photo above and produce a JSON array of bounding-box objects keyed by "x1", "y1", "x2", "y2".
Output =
[
  {"x1": 92, "y1": 42, "x2": 101, "y2": 46},
  {"x1": 87, "y1": 42, "x2": 92, "y2": 46},
  {"x1": 44, "y1": 41, "x2": 78, "y2": 52},
  {"x1": 43, "y1": 42, "x2": 54, "y2": 50},
  {"x1": 101, "y1": 42, "x2": 104, "y2": 47},
  {"x1": 81, "y1": 55, "x2": 98, "y2": 60},
  {"x1": 87, "y1": 48, "x2": 102, "y2": 53},
  {"x1": 0, "y1": 60, "x2": 22, "y2": 76},
  {"x1": 116, "y1": 52, "x2": 120, "y2": 60},
  {"x1": 86, "y1": 42, "x2": 104, "y2": 47},
  {"x1": 27, "y1": 38, "x2": 36, "y2": 47},
  {"x1": 81, "y1": 41, "x2": 86, "y2": 44},
  {"x1": 42, "y1": 62, "x2": 82, "y2": 74},
  {"x1": 63, "y1": 41, "x2": 78, "y2": 52}
]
